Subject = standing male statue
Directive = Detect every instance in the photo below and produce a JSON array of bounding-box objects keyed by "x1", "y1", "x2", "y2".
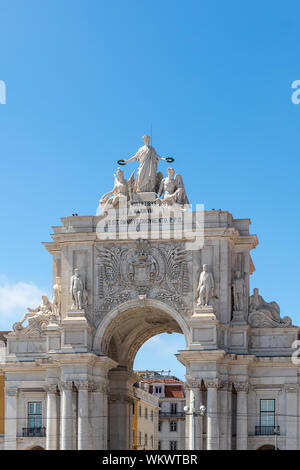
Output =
[
  {"x1": 232, "y1": 270, "x2": 245, "y2": 311},
  {"x1": 196, "y1": 264, "x2": 215, "y2": 306},
  {"x1": 52, "y1": 276, "x2": 62, "y2": 316},
  {"x1": 122, "y1": 135, "x2": 169, "y2": 193},
  {"x1": 70, "y1": 268, "x2": 85, "y2": 310}
]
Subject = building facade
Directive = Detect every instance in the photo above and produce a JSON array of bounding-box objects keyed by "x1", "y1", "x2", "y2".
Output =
[
  {"x1": 0, "y1": 136, "x2": 299, "y2": 450},
  {"x1": 137, "y1": 371, "x2": 186, "y2": 450},
  {"x1": 131, "y1": 385, "x2": 159, "y2": 450}
]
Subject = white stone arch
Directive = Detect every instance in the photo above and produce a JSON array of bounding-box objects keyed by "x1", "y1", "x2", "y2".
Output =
[{"x1": 93, "y1": 298, "x2": 190, "y2": 368}]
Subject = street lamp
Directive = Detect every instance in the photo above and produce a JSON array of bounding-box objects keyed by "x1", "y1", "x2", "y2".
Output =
[
  {"x1": 274, "y1": 425, "x2": 280, "y2": 450},
  {"x1": 184, "y1": 403, "x2": 206, "y2": 450}
]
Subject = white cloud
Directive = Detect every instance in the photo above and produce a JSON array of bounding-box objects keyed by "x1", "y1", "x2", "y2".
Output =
[{"x1": 0, "y1": 276, "x2": 48, "y2": 329}]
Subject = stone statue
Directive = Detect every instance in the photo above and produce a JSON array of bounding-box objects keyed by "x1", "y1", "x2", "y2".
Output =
[
  {"x1": 122, "y1": 135, "x2": 168, "y2": 193},
  {"x1": 196, "y1": 264, "x2": 215, "y2": 306},
  {"x1": 52, "y1": 276, "x2": 62, "y2": 316},
  {"x1": 232, "y1": 271, "x2": 245, "y2": 311},
  {"x1": 248, "y1": 288, "x2": 292, "y2": 328},
  {"x1": 70, "y1": 268, "x2": 87, "y2": 310},
  {"x1": 99, "y1": 167, "x2": 135, "y2": 211},
  {"x1": 156, "y1": 167, "x2": 189, "y2": 205},
  {"x1": 13, "y1": 295, "x2": 53, "y2": 332}
]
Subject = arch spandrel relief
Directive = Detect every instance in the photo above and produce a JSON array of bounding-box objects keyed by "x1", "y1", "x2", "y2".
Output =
[{"x1": 93, "y1": 239, "x2": 193, "y2": 325}]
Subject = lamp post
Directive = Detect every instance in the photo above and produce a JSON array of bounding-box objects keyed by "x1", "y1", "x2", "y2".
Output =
[
  {"x1": 184, "y1": 402, "x2": 206, "y2": 450},
  {"x1": 274, "y1": 425, "x2": 280, "y2": 450}
]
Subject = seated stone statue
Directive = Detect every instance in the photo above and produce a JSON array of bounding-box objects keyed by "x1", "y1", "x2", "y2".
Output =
[
  {"x1": 248, "y1": 288, "x2": 292, "y2": 328},
  {"x1": 156, "y1": 167, "x2": 189, "y2": 205},
  {"x1": 99, "y1": 168, "x2": 135, "y2": 212},
  {"x1": 13, "y1": 295, "x2": 53, "y2": 332}
]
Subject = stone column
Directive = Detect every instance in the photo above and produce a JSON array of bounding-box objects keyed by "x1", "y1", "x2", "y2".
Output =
[
  {"x1": 205, "y1": 380, "x2": 219, "y2": 450},
  {"x1": 90, "y1": 382, "x2": 108, "y2": 450},
  {"x1": 285, "y1": 384, "x2": 298, "y2": 450},
  {"x1": 76, "y1": 380, "x2": 89, "y2": 450},
  {"x1": 4, "y1": 387, "x2": 18, "y2": 450},
  {"x1": 108, "y1": 368, "x2": 136, "y2": 450},
  {"x1": 46, "y1": 384, "x2": 58, "y2": 450},
  {"x1": 219, "y1": 380, "x2": 229, "y2": 449},
  {"x1": 227, "y1": 382, "x2": 232, "y2": 450},
  {"x1": 60, "y1": 381, "x2": 73, "y2": 450},
  {"x1": 235, "y1": 382, "x2": 249, "y2": 450},
  {"x1": 184, "y1": 386, "x2": 191, "y2": 450}
]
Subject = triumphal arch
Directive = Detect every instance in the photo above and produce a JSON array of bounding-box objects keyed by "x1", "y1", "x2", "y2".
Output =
[{"x1": 1, "y1": 135, "x2": 300, "y2": 450}]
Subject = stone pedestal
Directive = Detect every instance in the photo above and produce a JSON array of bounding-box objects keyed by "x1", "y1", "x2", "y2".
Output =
[
  {"x1": 61, "y1": 310, "x2": 94, "y2": 353},
  {"x1": 190, "y1": 306, "x2": 219, "y2": 350}
]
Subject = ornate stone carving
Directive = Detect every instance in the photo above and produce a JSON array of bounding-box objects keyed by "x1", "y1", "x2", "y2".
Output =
[
  {"x1": 60, "y1": 381, "x2": 74, "y2": 391},
  {"x1": 234, "y1": 382, "x2": 249, "y2": 393},
  {"x1": 156, "y1": 167, "x2": 189, "y2": 206},
  {"x1": 95, "y1": 240, "x2": 190, "y2": 319},
  {"x1": 12, "y1": 295, "x2": 55, "y2": 336},
  {"x1": 196, "y1": 264, "x2": 215, "y2": 307},
  {"x1": 75, "y1": 380, "x2": 90, "y2": 391},
  {"x1": 204, "y1": 379, "x2": 219, "y2": 389},
  {"x1": 70, "y1": 268, "x2": 88, "y2": 311},
  {"x1": 248, "y1": 288, "x2": 292, "y2": 328},
  {"x1": 46, "y1": 384, "x2": 58, "y2": 394}
]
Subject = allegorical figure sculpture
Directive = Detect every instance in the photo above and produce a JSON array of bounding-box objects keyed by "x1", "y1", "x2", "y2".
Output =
[
  {"x1": 156, "y1": 167, "x2": 189, "y2": 205},
  {"x1": 122, "y1": 135, "x2": 168, "y2": 193},
  {"x1": 70, "y1": 268, "x2": 87, "y2": 310},
  {"x1": 99, "y1": 167, "x2": 135, "y2": 211},
  {"x1": 232, "y1": 271, "x2": 245, "y2": 311},
  {"x1": 13, "y1": 295, "x2": 53, "y2": 332},
  {"x1": 52, "y1": 276, "x2": 62, "y2": 316},
  {"x1": 196, "y1": 264, "x2": 215, "y2": 306},
  {"x1": 248, "y1": 288, "x2": 292, "y2": 328}
]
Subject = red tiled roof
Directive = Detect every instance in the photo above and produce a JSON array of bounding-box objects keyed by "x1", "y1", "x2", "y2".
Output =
[{"x1": 165, "y1": 389, "x2": 185, "y2": 398}]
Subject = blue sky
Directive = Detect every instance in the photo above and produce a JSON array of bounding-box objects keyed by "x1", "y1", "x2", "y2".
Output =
[{"x1": 1, "y1": 1, "x2": 300, "y2": 379}]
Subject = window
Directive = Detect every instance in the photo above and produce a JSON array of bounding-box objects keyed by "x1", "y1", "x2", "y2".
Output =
[
  {"x1": 150, "y1": 435, "x2": 154, "y2": 448},
  {"x1": 158, "y1": 440, "x2": 161, "y2": 450},
  {"x1": 260, "y1": 399, "x2": 275, "y2": 427},
  {"x1": 170, "y1": 440, "x2": 177, "y2": 450},
  {"x1": 138, "y1": 432, "x2": 142, "y2": 446},
  {"x1": 28, "y1": 402, "x2": 42, "y2": 429},
  {"x1": 145, "y1": 433, "x2": 148, "y2": 447},
  {"x1": 132, "y1": 402, "x2": 135, "y2": 416},
  {"x1": 170, "y1": 403, "x2": 177, "y2": 414},
  {"x1": 139, "y1": 405, "x2": 142, "y2": 417},
  {"x1": 158, "y1": 421, "x2": 162, "y2": 432},
  {"x1": 155, "y1": 386, "x2": 162, "y2": 394},
  {"x1": 145, "y1": 407, "x2": 148, "y2": 419},
  {"x1": 132, "y1": 429, "x2": 135, "y2": 444},
  {"x1": 170, "y1": 420, "x2": 177, "y2": 432},
  {"x1": 151, "y1": 409, "x2": 154, "y2": 421}
]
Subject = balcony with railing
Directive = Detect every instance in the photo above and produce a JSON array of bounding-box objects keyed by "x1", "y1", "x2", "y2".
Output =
[
  {"x1": 159, "y1": 411, "x2": 185, "y2": 418},
  {"x1": 255, "y1": 425, "x2": 280, "y2": 436},
  {"x1": 22, "y1": 427, "x2": 46, "y2": 437}
]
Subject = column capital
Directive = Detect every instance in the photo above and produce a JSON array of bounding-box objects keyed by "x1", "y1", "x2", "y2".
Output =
[
  {"x1": 284, "y1": 384, "x2": 298, "y2": 393},
  {"x1": 219, "y1": 380, "x2": 231, "y2": 391},
  {"x1": 235, "y1": 382, "x2": 249, "y2": 393},
  {"x1": 204, "y1": 379, "x2": 219, "y2": 389},
  {"x1": 185, "y1": 378, "x2": 202, "y2": 389},
  {"x1": 60, "y1": 380, "x2": 73, "y2": 391},
  {"x1": 6, "y1": 387, "x2": 18, "y2": 397},
  {"x1": 46, "y1": 384, "x2": 58, "y2": 394},
  {"x1": 75, "y1": 380, "x2": 90, "y2": 391}
]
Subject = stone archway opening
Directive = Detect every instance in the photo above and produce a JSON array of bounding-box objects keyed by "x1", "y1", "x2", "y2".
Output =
[
  {"x1": 95, "y1": 301, "x2": 188, "y2": 450},
  {"x1": 257, "y1": 444, "x2": 277, "y2": 450}
]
